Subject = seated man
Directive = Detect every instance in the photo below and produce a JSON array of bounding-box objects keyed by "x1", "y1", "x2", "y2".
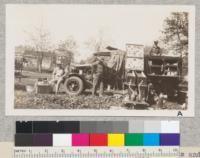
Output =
[
  {"x1": 150, "y1": 41, "x2": 161, "y2": 56},
  {"x1": 50, "y1": 64, "x2": 65, "y2": 94}
]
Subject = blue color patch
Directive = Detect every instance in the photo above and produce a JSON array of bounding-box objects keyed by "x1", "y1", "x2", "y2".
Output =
[
  {"x1": 160, "y1": 133, "x2": 180, "y2": 146},
  {"x1": 143, "y1": 133, "x2": 160, "y2": 146}
]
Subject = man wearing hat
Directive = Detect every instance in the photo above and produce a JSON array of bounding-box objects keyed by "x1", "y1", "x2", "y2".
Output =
[
  {"x1": 150, "y1": 41, "x2": 161, "y2": 56},
  {"x1": 90, "y1": 56, "x2": 105, "y2": 97}
]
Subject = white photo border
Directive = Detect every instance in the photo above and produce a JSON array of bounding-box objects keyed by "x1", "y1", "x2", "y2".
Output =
[{"x1": 5, "y1": 4, "x2": 195, "y2": 117}]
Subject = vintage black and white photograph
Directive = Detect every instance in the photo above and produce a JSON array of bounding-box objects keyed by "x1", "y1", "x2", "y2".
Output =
[{"x1": 6, "y1": 5, "x2": 195, "y2": 116}]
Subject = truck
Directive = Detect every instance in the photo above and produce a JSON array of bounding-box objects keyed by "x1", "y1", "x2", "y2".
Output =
[
  {"x1": 63, "y1": 64, "x2": 93, "y2": 95},
  {"x1": 62, "y1": 45, "x2": 186, "y2": 106}
]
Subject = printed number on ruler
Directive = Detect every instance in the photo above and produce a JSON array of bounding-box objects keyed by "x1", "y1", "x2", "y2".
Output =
[{"x1": 14, "y1": 147, "x2": 180, "y2": 158}]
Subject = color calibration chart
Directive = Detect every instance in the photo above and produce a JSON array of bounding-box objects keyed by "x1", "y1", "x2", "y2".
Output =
[{"x1": 14, "y1": 121, "x2": 180, "y2": 158}]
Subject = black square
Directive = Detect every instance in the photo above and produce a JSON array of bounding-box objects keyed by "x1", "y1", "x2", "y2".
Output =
[
  {"x1": 33, "y1": 121, "x2": 56, "y2": 133},
  {"x1": 33, "y1": 121, "x2": 80, "y2": 133},
  {"x1": 16, "y1": 121, "x2": 33, "y2": 133}
]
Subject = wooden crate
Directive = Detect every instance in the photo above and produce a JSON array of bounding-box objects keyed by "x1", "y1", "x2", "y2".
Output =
[
  {"x1": 126, "y1": 58, "x2": 144, "y2": 71},
  {"x1": 36, "y1": 84, "x2": 52, "y2": 94},
  {"x1": 126, "y1": 44, "x2": 144, "y2": 58}
]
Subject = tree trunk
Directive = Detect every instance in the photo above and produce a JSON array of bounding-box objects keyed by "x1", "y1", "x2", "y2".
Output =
[
  {"x1": 50, "y1": 55, "x2": 56, "y2": 70},
  {"x1": 37, "y1": 54, "x2": 43, "y2": 73},
  {"x1": 38, "y1": 60, "x2": 42, "y2": 73}
]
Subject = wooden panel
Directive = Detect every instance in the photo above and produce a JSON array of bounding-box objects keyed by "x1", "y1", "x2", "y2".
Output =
[
  {"x1": 126, "y1": 58, "x2": 144, "y2": 70},
  {"x1": 126, "y1": 44, "x2": 144, "y2": 58}
]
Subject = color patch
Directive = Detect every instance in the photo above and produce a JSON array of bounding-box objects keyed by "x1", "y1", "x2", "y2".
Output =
[
  {"x1": 143, "y1": 134, "x2": 160, "y2": 146},
  {"x1": 33, "y1": 121, "x2": 58, "y2": 133},
  {"x1": 129, "y1": 120, "x2": 144, "y2": 133},
  {"x1": 72, "y1": 134, "x2": 89, "y2": 146},
  {"x1": 161, "y1": 121, "x2": 179, "y2": 133},
  {"x1": 90, "y1": 134, "x2": 107, "y2": 146},
  {"x1": 96, "y1": 121, "x2": 113, "y2": 133},
  {"x1": 33, "y1": 121, "x2": 80, "y2": 133},
  {"x1": 33, "y1": 134, "x2": 53, "y2": 146},
  {"x1": 108, "y1": 134, "x2": 124, "y2": 146},
  {"x1": 15, "y1": 134, "x2": 33, "y2": 146},
  {"x1": 125, "y1": 133, "x2": 143, "y2": 146},
  {"x1": 16, "y1": 121, "x2": 33, "y2": 133},
  {"x1": 160, "y1": 134, "x2": 180, "y2": 146},
  {"x1": 144, "y1": 121, "x2": 161, "y2": 133},
  {"x1": 80, "y1": 122, "x2": 97, "y2": 133},
  {"x1": 53, "y1": 134, "x2": 72, "y2": 146},
  {"x1": 112, "y1": 122, "x2": 129, "y2": 133}
]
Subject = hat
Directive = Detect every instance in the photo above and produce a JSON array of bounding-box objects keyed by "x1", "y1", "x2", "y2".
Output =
[{"x1": 154, "y1": 40, "x2": 158, "y2": 44}]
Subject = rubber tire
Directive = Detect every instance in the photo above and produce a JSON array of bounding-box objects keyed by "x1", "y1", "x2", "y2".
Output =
[{"x1": 64, "y1": 76, "x2": 84, "y2": 95}]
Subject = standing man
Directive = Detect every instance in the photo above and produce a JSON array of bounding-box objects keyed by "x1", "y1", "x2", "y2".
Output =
[
  {"x1": 91, "y1": 56, "x2": 104, "y2": 97},
  {"x1": 150, "y1": 41, "x2": 161, "y2": 56}
]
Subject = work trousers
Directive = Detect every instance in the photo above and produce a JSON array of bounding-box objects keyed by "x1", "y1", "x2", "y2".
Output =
[{"x1": 92, "y1": 73, "x2": 104, "y2": 96}]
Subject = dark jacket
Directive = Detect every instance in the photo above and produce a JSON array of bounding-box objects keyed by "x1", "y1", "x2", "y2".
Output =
[
  {"x1": 91, "y1": 57, "x2": 104, "y2": 74},
  {"x1": 150, "y1": 45, "x2": 161, "y2": 56}
]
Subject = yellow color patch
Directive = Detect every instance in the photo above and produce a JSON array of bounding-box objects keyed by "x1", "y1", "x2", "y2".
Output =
[{"x1": 108, "y1": 134, "x2": 124, "y2": 146}]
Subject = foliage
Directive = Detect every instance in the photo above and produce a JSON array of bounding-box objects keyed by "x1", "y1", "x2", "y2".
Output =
[
  {"x1": 27, "y1": 26, "x2": 52, "y2": 52},
  {"x1": 57, "y1": 36, "x2": 77, "y2": 64},
  {"x1": 161, "y1": 12, "x2": 188, "y2": 56},
  {"x1": 25, "y1": 26, "x2": 52, "y2": 72},
  {"x1": 58, "y1": 36, "x2": 77, "y2": 51}
]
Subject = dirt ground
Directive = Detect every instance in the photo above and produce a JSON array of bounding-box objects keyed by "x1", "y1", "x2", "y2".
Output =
[
  {"x1": 14, "y1": 71, "x2": 184, "y2": 110},
  {"x1": 15, "y1": 90, "x2": 125, "y2": 109},
  {"x1": 14, "y1": 71, "x2": 124, "y2": 109}
]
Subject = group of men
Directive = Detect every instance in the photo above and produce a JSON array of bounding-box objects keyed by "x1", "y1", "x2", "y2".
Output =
[
  {"x1": 51, "y1": 55, "x2": 105, "y2": 96},
  {"x1": 51, "y1": 41, "x2": 161, "y2": 96}
]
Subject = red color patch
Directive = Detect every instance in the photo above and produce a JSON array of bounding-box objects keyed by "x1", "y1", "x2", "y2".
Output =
[{"x1": 90, "y1": 134, "x2": 108, "y2": 146}]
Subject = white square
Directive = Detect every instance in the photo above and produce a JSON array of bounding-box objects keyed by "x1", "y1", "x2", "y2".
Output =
[
  {"x1": 53, "y1": 134, "x2": 72, "y2": 146},
  {"x1": 161, "y1": 121, "x2": 179, "y2": 133}
]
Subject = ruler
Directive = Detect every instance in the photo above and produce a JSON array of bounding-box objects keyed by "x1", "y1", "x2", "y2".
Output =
[
  {"x1": 180, "y1": 147, "x2": 200, "y2": 158},
  {"x1": 14, "y1": 146, "x2": 180, "y2": 158}
]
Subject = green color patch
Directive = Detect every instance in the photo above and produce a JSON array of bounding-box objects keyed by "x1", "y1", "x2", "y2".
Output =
[{"x1": 125, "y1": 133, "x2": 144, "y2": 146}]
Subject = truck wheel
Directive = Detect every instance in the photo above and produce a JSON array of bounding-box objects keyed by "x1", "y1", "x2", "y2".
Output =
[{"x1": 64, "y1": 76, "x2": 84, "y2": 95}]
